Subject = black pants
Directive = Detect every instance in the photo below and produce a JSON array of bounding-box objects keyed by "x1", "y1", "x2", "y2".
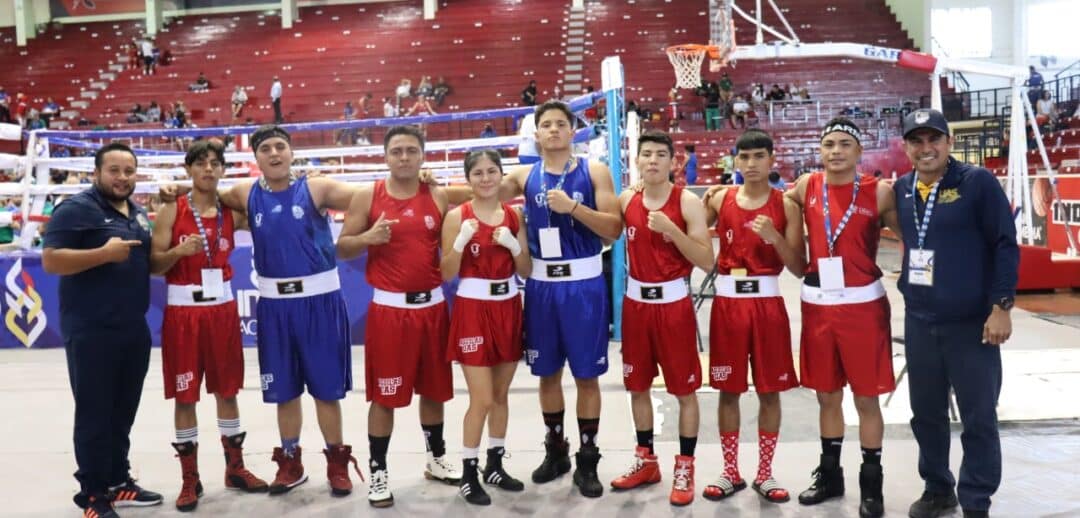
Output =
[
  {"x1": 65, "y1": 324, "x2": 151, "y2": 506},
  {"x1": 272, "y1": 98, "x2": 283, "y2": 123},
  {"x1": 905, "y1": 315, "x2": 1002, "y2": 512}
]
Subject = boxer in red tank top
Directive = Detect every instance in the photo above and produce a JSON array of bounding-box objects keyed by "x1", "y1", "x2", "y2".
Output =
[
  {"x1": 782, "y1": 119, "x2": 902, "y2": 517},
  {"x1": 700, "y1": 130, "x2": 805, "y2": 504},
  {"x1": 440, "y1": 150, "x2": 532, "y2": 505},
  {"x1": 150, "y1": 140, "x2": 267, "y2": 511},
  {"x1": 337, "y1": 125, "x2": 459, "y2": 507},
  {"x1": 610, "y1": 132, "x2": 713, "y2": 506}
]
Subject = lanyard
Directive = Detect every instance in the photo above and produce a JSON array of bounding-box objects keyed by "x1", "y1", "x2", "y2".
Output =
[
  {"x1": 821, "y1": 174, "x2": 860, "y2": 256},
  {"x1": 541, "y1": 158, "x2": 574, "y2": 227},
  {"x1": 187, "y1": 192, "x2": 223, "y2": 265},
  {"x1": 911, "y1": 176, "x2": 941, "y2": 250}
]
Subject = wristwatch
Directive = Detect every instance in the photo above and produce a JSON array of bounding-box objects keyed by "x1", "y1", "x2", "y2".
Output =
[{"x1": 994, "y1": 297, "x2": 1014, "y2": 311}]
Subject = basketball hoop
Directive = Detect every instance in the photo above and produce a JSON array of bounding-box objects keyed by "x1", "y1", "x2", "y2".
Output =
[{"x1": 667, "y1": 44, "x2": 722, "y2": 89}]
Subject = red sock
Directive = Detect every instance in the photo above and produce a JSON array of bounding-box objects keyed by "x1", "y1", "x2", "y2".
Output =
[
  {"x1": 720, "y1": 431, "x2": 741, "y2": 482},
  {"x1": 756, "y1": 429, "x2": 779, "y2": 484}
]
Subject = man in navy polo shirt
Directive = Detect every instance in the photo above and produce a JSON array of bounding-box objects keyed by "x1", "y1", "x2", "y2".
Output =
[
  {"x1": 43, "y1": 142, "x2": 164, "y2": 518},
  {"x1": 894, "y1": 109, "x2": 1019, "y2": 518}
]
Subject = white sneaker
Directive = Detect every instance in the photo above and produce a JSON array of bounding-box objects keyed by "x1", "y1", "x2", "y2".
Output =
[
  {"x1": 367, "y1": 465, "x2": 393, "y2": 508},
  {"x1": 424, "y1": 452, "x2": 462, "y2": 484}
]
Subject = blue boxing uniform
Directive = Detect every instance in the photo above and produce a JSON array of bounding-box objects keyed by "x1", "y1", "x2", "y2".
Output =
[
  {"x1": 248, "y1": 176, "x2": 351, "y2": 403},
  {"x1": 523, "y1": 157, "x2": 609, "y2": 379}
]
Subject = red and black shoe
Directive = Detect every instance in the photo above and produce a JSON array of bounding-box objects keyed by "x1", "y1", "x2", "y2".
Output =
[
  {"x1": 172, "y1": 441, "x2": 204, "y2": 512},
  {"x1": 222, "y1": 433, "x2": 269, "y2": 493},
  {"x1": 269, "y1": 446, "x2": 308, "y2": 495},
  {"x1": 324, "y1": 444, "x2": 363, "y2": 496}
]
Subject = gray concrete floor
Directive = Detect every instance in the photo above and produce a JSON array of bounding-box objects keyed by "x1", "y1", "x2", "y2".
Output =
[{"x1": 3, "y1": 240, "x2": 1080, "y2": 517}]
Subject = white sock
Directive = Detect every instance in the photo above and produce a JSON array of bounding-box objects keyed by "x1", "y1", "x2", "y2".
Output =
[
  {"x1": 463, "y1": 446, "x2": 480, "y2": 460},
  {"x1": 218, "y1": 418, "x2": 241, "y2": 438},
  {"x1": 176, "y1": 427, "x2": 198, "y2": 444},
  {"x1": 488, "y1": 437, "x2": 506, "y2": 450}
]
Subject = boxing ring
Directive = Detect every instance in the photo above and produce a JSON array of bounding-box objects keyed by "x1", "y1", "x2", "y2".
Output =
[{"x1": 0, "y1": 57, "x2": 635, "y2": 348}]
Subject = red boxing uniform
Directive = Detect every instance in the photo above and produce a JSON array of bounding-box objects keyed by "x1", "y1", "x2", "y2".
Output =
[
  {"x1": 161, "y1": 195, "x2": 243, "y2": 403},
  {"x1": 620, "y1": 186, "x2": 702, "y2": 396},
  {"x1": 709, "y1": 188, "x2": 799, "y2": 393},
  {"x1": 800, "y1": 172, "x2": 894, "y2": 396},
  {"x1": 446, "y1": 202, "x2": 524, "y2": 366},
  {"x1": 364, "y1": 180, "x2": 452, "y2": 408}
]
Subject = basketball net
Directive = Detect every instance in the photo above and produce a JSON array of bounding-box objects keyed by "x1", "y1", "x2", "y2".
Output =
[{"x1": 667, "y1": 1, "x2": 736, "y2": 87}]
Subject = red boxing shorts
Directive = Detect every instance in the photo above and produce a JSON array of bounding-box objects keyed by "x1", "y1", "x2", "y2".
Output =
[
  {"x1": 620, "y1": 297, "x2": 701, "y2": 396},
  {"x1": 799, "y1": 288, "x2": 895, "y2": 397},
  {"x1": 447, "y1": 296, "x2": 523, "y2": 367},
  {"x1": 709, "y1": 295, "x2": 798, "y2": 393},
  {"x1": 161, "y1": 301, "x2": 244, "y2": 404},
  {"x1": 365, "y1": 295, "x2": 453, "y2": 408}
]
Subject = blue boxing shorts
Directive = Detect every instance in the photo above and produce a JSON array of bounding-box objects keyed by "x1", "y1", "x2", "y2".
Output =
[
  {"x1": 255, "y1": 290, "x2": 352, "y2": 403},
  {"x1": 524, "y1": 273, "x2": 609, "y2": 380}
]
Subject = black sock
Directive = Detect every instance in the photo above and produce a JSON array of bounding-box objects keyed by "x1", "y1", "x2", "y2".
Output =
[
  {"x1": 543, "y1": 410, "x2": 565, "y2": 440},
  {"x1": 636, "y1": 429, "x2": 654, "y2": 454},
  {"x1": 578, "y1": 417, "x2": 600, "y2": 447},
  {"x1": 821, "y1": 436, "x2": 843, "y2": 459},
  {"x1": 421, "y1": 423, "x2": 446, "y2": 458},
  {"x1": 369, "y1": 434, "x2": 390, "y2": 471},
  {"x1": 861, "y1": 447, "x2": 882, "y2": 465},
  {"x1": 679, "y1": 436, "x2": 698, "y2": 457}
]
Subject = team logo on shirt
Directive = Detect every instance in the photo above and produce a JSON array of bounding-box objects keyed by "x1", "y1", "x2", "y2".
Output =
[
  {"x1": 136, "y1": 213, "x2": 151, "y2": 232},
  {"x1": 626, "y1": 226, "x2": 637, "y2": 240},
  {"x1": 176, "y1": 372, "x2": 194, "y2": 392},
  {"x1": 572, "y1": 192, "x2": 584, "y2": 203},
  {"x1": 254, "y1": 213, "x2": 263, "y2": 228},
  {"x1": 424, "y1": 215, "x2": 436, "y2": 230},
  {"x1": 808, "y1": 196, "x2": 817, "y2": 207},
  {"x1": 938, "y1": 188, "x2": 961, "y2": 204},
  {"x1": 403, "y1": 208, "x2": 415, "y2": 217},
  {"x1": 459, "y1": 336, "x2": 483, "y2": 354},
  {"x1": 219, "y1": 237, "x2": 231, "y2": 252},
  {"x1": 292, "y1": 205, "x2": 304, "y2": 219},
  {"x1": 378, "y1": 376, "x2": 403, "y2": 395},
  {"x1": 470, "y1": 243, "x2": 481, "y2": 257},
  {"x1": 711, "y1": 365, "x2": 732, "y2": 381},
  {"x1": 3, "y1": 258, "x2": 47, "y2": 348},
  {"x1": 272, "y1": 204, "x2": 283, "y2": 213},
  {"x1": 726, "y1": 229, "x2": 734, "y2": 243},
  {"x1": 534, "y1": 193, "x2": 546, "y2": 208}
]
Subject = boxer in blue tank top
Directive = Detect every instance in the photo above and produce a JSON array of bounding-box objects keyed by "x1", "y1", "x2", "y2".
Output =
[
  {"x1": 445, "y1": 101, "x2": 622, "y2": 498},
  {"x1": 183, "y1": 126, "x2": 364, "y2": 497}
]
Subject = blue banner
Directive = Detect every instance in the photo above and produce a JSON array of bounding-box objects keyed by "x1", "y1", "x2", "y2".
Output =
[{"x1": 0, "y1": 247, "x2": 440, "y2": 349}]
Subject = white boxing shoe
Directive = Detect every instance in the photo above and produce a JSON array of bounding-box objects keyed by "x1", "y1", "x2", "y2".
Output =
[{"x1": 424, "y1": 452, "x2": 462, "y2": 484}]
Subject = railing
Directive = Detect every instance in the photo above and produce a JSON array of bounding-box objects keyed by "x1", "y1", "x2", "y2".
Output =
[{"x1": 920, "y1": 72, "x2": 1080, "y2": 121}]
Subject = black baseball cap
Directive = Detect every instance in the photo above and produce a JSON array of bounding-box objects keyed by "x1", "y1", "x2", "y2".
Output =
[{"x1": 902, "y1": 109, "x2": 950, "y2": 138}]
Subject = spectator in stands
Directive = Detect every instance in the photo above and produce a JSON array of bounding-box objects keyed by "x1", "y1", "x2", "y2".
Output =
[
  {"x1": 416, "y1": 76, "x2": 434, "y2": 97},
  {"x1": 1026, "y1": 65, "x2": 1044, "y2": 107},
  {"x1": 383, "y1": 96, "x2": 397, "y2": 118},
  {"x1": 174, "y1": 101, "x2": 188, "y2": 128},
  {"x1": 433, "y1": 76, "x2": 451, "y2": 106},
  {"x1": 1036, "y1": 90, "x2": 1058, "y2": 128},
  {"x1": 480, "y1": 123, "x2": 497, "y2": 139},
  {"x1": 356, "y1": 128, "x2": 371, "y2": 145},
  {"x1": 270, "y1": 76, "x2": 283, "y2": 123},
  {"x1": 668, "y1": 87, "x2": 682, "y2": 133},
  {"x1": 0, "y1": 86, "x2": 6, "y2": 103},
  {"x1": 698, "y1": 80, "x2": 722, "y2": 131},
  {"x1": 126, "y1": 40, "x2": 140, "y2": 70},
  {"x1": 719, "y1": 72, "x2": 734, "y2": 103},
  {"x1": 583, "y1": 86, "x2": 599, "y2": 122},
  {"x1": 522, "y1": 80, "x2": 538, "y2": 106},
  {"x1": 231, "y1": 86, "x2": 247, "y2": 120},
  {"x1": 128, "y1": 103, "x2": 147, "y2": 123},
  {"x1": 140, "y1": 35, "x2": 156, "y2": 75},
  {"x1": 767, "y1": 84, "x2": 786, "y2": 102},
  {"x1": 683, "y1": 145, "x2": 698, "y2": 185},
  {"x1": 145, "y1": 101, "x2": 161, "y2": 122},
  {"x1": 796, "y1": 85, "x2": 811, "y2": 103},
  {"x1": 13, "y1": 93, "x2": 28, "y2": 128},
  {"x1": 189, "y1": 72, "x2": 210, "y2": 92},
  {"x1": 41, "y1": 97, "x2": 61, "y2": 126},
  {"x1": 405, "y1": 95, "x2": 437, "y2": 116},
  {"x1": 396, "y1": 78, "x2": 412, "y2": 104},
  {"x1": 751, "y1": 83, "x2": 765, "y2": 108},
  {"x1": 767, "y1": 171, "x2": 786, "y2": 190},
  {"x1": 729, "y1": 95, "x2": 751, "y2": 129},
  {"x1": 357, "y1": 92, "x2": 373, "y2": 117},
  {"x1": 26, "y1": 110, "x2": 46, "y2": 130}
]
